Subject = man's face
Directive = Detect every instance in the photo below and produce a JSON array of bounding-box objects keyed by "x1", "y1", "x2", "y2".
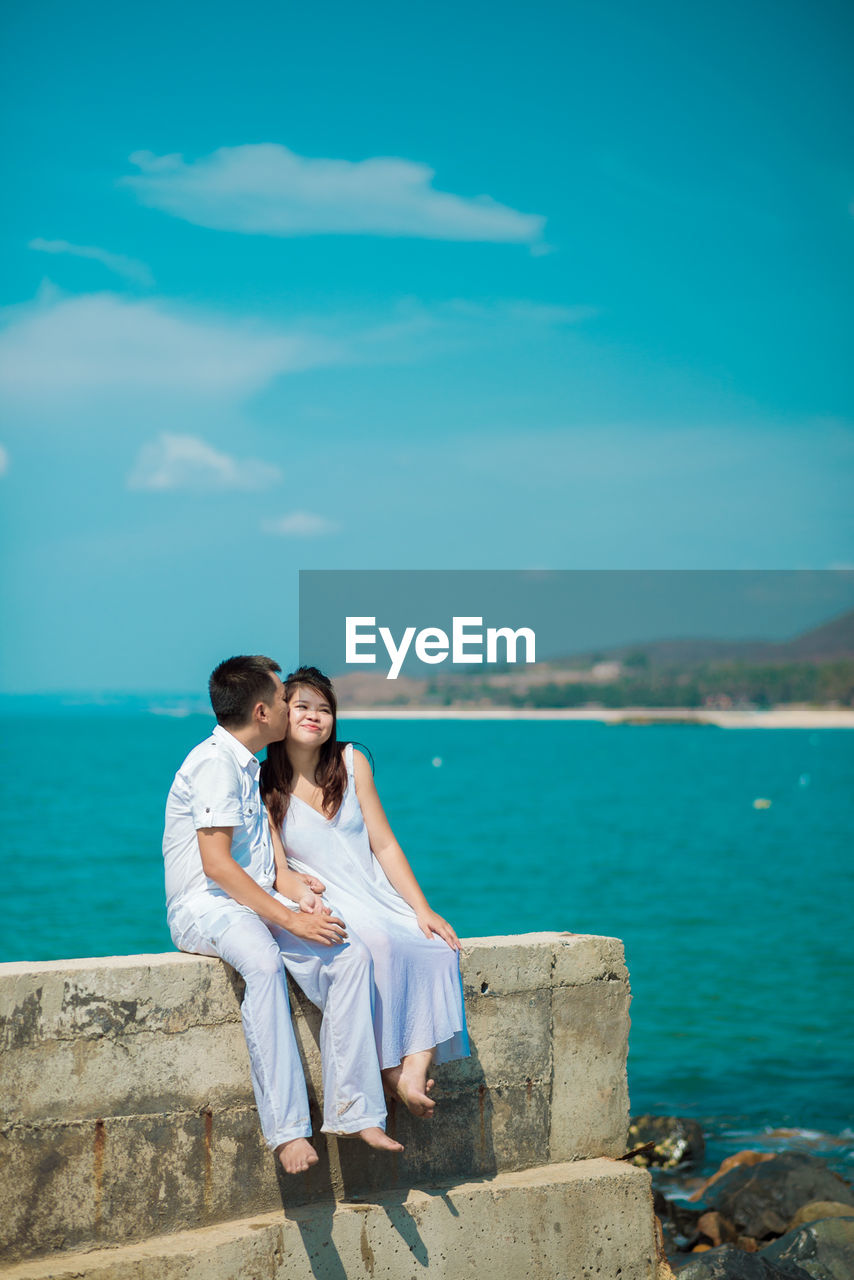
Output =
[{"x1": 261, "y1": 672, "x2": 290, "y2": 742}]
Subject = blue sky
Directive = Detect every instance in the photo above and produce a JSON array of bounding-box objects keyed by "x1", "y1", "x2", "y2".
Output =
[{"x1": 1, "y1": 0, "x2": 852, "y2": 692}]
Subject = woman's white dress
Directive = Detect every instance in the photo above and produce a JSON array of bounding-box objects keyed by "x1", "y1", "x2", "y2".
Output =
[{"x1": 281, "y1": 743, "x2": 469, "y2": 1068}]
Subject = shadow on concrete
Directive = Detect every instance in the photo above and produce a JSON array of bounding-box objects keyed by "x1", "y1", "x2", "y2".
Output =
[
  {"x1": 273, "y1": 982, "x2": 496, "y2": 1276},
  {"x1": 378, "y1": 1194, "x2": 430, "y2": 1266},
  {"x1": 286, "y1": 1175, "x2": 497, "y2": 1278},
  {"x1": 287, "y1": 1201, "x2": 349, "y2": 1280}
]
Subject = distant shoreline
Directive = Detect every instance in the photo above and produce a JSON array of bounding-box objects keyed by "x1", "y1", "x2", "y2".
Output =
[
  {"x1": 1, "y1": 699, "x2": 852, "y2": 728},
  {"x1": 338, "y1": 705, "x2": 854, "y2": 728}
]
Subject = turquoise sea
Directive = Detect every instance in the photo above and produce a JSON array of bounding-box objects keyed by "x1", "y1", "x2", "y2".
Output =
[{"x1": 3, "y1": 714, "x2": 852, "y2": 1178}]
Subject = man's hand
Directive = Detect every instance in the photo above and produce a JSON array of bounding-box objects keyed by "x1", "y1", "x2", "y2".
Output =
[
  {"x1": 299, "y1": 873, "x2": 325, "y2": 894},
  {"x1": 286, "y1": 909, "x2": 348, "y2": 946},
  {"x1": 415, "y1": 909, "x2": 460, "y2": 951}
]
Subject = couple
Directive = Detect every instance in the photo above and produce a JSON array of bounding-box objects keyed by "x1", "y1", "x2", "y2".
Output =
[{"x1": 162, "y1": 656, "x2": 469, "y2": 1175}]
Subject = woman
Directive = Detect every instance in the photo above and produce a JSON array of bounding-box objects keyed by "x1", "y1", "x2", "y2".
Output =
[{"x1": 260, "y1": 666, "x2": 469, "y2": 1118}]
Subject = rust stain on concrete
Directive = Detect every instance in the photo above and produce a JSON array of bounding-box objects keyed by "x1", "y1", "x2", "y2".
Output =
[
  {"x1": 203, "y1": 1108, "x2": 213, "y2": 1215},
  {"x1": 93, "y1": 1119, "x2": 106, "y2": 1234},
  {"x1": 359, "y1": 1218, "x2": 375, "y2": 1276}
]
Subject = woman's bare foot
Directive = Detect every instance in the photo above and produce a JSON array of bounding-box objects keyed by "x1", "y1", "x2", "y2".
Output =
[
  {"x1": 356, "y1": 1126, "x2": 404, "y2": 1152},
  {"x1": 276, "y1": 1137, "x2": 319, "y2": 1174},
  {"x1": 382, "y1": 1049, "x2": 436, "y2": 1118}
]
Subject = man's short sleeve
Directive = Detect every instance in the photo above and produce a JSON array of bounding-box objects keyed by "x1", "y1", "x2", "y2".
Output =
[{"x1": 186, "y1": 753, "x2": 243, "y2": 829}]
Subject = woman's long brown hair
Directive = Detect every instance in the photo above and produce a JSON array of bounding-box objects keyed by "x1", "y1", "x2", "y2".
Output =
[{"x1": 260, "y1": 666, "x2": 349, "y2": 829}]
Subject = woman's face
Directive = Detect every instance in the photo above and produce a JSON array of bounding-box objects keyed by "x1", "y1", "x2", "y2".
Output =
[{"x1": 287, "y1": 684, "x2": 334, "y2": 747}]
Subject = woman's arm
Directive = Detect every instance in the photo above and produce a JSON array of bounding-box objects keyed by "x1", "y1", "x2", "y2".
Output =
[
  {"x1": 267, "y1": 809, "x2": 326, "y2": 908},
  {"x1": 352, "y1": 750, "x2": 459, "y2": 950}
]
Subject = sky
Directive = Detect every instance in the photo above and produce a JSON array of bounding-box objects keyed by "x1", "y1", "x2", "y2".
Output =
[{"x1": 1, "y1": 0, "x2": 853, "y2": 693}]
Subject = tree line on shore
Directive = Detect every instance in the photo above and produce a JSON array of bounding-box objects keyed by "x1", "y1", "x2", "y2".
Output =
[{"x1": 421, "y1": 658, "x2": 854, "y2": 709}]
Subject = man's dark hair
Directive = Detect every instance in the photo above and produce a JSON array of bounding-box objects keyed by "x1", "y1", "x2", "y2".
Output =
[{"x1": 209, "y1": 655, "x2": 281, "y2": 727}]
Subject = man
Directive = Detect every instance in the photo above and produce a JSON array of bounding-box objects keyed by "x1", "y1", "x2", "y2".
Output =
[{"x1": 163, "y1": 655, "x2": 402, "y2": 1174}]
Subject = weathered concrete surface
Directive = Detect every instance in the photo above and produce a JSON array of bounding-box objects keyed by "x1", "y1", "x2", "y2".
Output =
[
  {"x1": 0, "y1": 932, "x2": 631, "y2": 1263},
  {"x1": 551, "y1": 978, "x2": 632, "y2": 1161},
  {"x1": 0, "y1": 1160, "x2": 656, "y2": 1280}
]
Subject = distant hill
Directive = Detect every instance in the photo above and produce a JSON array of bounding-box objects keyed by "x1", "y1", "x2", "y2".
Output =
[
  {"x1": 331, "y1": 607, "x2": 854, "y2": 710},
  {"x1": 563, "y1": 606, "x2": 854, "y2": 668},
  {"x1": 782, "y1": 607, "x2": 854, "y2": 660}
]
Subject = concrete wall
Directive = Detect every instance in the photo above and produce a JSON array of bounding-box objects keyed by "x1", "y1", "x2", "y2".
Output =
[
  {"x1": 0, "y1": 1161, "x2": 658, "y2": 1280},
  {"x1": 0, "y1": 932, "x2": 634, "y2": 1268}
]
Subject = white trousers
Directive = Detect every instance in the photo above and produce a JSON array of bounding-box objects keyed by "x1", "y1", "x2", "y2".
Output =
[{"x1": 174, "y1": 895, "x2": 387, "y2": 1149}]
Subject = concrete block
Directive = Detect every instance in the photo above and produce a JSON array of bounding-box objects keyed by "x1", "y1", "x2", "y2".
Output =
[
  {"x1": 459, "y1": 934, "x2": 557, "y2": 997},
  {"x1": 0, "y1": 1159, "x2": 657, "y2": 1280},
  {"x1": 0, "y1": 955, "x2": 241, "y2": 1050},
  {"x1": 0, "y1": 1107, "x2": 282, "y2": 1261},
  {"x1": 2, "y1": 1024, "x2": 254, "y2": 1123},
  {"x1": 551, "y1": 934, "x2": 629, "y2": 988},
  {"x1": 0, "y1": 933, "x2": 634, "y2": 1264},
  {"x1": 455, "y1": 985, "x2": 552, "y2": 1084},
  {"x1": 3, "y1": 1055, "x2": 550, "y2": 1258},
  {"x1": 550, "y1": 978, "x2": 631, "y2": 1161}
]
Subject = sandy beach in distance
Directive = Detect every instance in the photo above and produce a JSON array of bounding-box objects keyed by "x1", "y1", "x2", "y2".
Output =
[{"x1": 339, "y1": 705, "x2": 854, "y2": 728}]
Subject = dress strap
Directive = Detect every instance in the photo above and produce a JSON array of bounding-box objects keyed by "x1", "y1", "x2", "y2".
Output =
[{"x1": 344, "y1": 740, "x2": 355, "y2": 781}]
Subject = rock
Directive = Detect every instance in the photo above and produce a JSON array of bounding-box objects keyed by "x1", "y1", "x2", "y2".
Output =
[
  {"x1": 762, "y1": 1131, "x2": 851, "y2": 1152},
  {"x1": 629, "y1": 1113, "x2": 705, "y2": 1167},
  {"x1": 786, "y1": 1201, "x2": 854, "y2": 1231},
  {"x1": 701, "y1": 1153, "x2": 854, "y2": 1242},
  {"x1": 674, "y1": 1242, "x2": 812, "y2": 1278},
  {"x1": 697, "y1": 1211, "x2": 739, "y2": 1247},
  {"x1": 761, "y1": 1216, "x2": 854, "y2": 1279},
  {"x1": 655, "y1": 1187, "x2": 706, "y2": 1248},
  {"x1": 691, "y1": 1151, "x2": 777, "y2": 1200}
]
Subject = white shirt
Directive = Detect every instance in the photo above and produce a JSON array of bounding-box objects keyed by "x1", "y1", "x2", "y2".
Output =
[{"x1": 162, "y1": 724, "x2": 276, "y2": 932}]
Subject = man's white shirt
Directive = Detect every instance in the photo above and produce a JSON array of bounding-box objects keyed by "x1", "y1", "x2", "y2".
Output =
[{"x1": 163, "y1": 724, "x2": 276, "y2": 937}]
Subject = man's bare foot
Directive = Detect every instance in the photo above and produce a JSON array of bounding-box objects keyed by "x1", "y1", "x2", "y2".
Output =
[
  {"x1": 382, "y1": 1055, "x2": 436, "y2": 1118},
  {"x1": 356, "y1": 1126, "x2": 404, "y2": 1152},
  {"x1": 276, "y1": 1137, "x2": 319, "y2": 1174}
]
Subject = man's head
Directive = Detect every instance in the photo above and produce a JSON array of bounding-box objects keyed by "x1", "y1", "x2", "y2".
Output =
[{"x1": 208, "y1": 656, "x2": 284, "y2": 736}]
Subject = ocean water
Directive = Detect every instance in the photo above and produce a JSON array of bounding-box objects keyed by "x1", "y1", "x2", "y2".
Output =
[{"x1": 3, "y1": 715, "x2": 852, "y2": 1176}]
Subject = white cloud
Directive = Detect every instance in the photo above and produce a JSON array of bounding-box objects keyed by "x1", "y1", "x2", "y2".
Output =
[
  {"x1": 29, "y1": 238, "x2": 154, "y2": 287},
  {"x1": 0, "y1": 289, "x2": 344, "y2": 408},
  {"x1": 0, "y1": 444, "x2": 8, "y2": 476},
  {"x1": 128, "y1": 433, "x2": 281, "y2": 491},
  {"x1": 262, "y1": 511, "x2": 338, "y2": 536},
  {"x1": 0, "y1": 287, "x2": 591, "y2": 422},
  {"x1": 122, "y1": 145, "x2": 545, "y2": 244}
]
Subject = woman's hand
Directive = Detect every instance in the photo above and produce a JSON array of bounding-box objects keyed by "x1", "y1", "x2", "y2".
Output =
[
  {"x1": 416, "y1": 909, "x2": 460, "y2": 951},
  {"x1": 299, "y1": 873, "x2": 325, "y2": 894},
  {"x1": 297, "y1": 890, "x2": 329, "y2": 915}
]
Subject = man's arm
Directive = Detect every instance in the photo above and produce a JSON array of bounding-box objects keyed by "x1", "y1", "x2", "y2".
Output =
[{"x1": 197, "y1": 827, "x2": 347, "y2": 945}]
